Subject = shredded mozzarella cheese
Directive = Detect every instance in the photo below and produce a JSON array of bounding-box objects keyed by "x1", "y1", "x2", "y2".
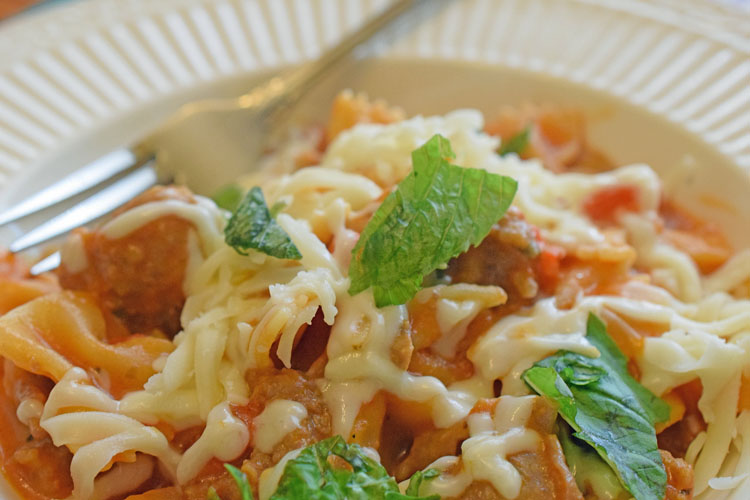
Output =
[{"x1": 253, "y1": 400, "x2": 308, "y2": 454}]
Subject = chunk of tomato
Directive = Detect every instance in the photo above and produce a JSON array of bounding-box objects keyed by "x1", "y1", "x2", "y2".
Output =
[{"x1": 582, "y1": 184, "x2": 640, "y2": 224}]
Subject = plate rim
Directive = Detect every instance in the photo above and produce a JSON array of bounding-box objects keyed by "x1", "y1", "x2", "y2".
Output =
[{"x1": 0, "y1": 0, "x2": 748, "y2": 200}]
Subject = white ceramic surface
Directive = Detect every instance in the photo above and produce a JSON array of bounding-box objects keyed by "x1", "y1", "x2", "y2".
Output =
[{"x1": 0, "y1": 0, "x2": 749, "y2": 498}]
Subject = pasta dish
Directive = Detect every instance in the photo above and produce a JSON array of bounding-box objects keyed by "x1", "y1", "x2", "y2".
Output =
[{"x1": 0, "y1": 92, "x2": 748, "y2": 500}]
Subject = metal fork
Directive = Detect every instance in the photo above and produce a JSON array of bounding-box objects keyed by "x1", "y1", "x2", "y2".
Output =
[{"x1": 0, "y1": 0, "x2": 433, "y2": 273}]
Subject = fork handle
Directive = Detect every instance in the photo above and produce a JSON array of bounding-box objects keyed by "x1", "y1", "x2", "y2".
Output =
[
  {"x1": 243, "y1": 0, "x2": 432, "y2": 115},
  {"x1": 285, "y1": 0, "x2": 425, "y2": 96}
]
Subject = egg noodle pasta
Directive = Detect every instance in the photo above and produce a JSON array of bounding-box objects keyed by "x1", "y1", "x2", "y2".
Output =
[{"x1": 0, "y1": 92, "x2": 747, "y2": 500}]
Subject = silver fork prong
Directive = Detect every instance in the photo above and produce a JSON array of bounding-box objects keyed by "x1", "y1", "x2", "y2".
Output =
[
  {"x1": 0, "y1": 148, "x2": 146, "y2": 227},
  {"x1": 9, "y1": 164, "x2": 158, "y2": 253},
  {"x1": 30, "y1": 252, "x2": 61, "y2": 275}
]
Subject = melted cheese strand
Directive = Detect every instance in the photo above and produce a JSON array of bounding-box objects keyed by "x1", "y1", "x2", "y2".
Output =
[
  {"x1": 462, "y1": 428, "x2": 541, "y2": 498},
  {"x1": 15, "y1": 398, "x2": 43, "y2": 427},
  {"x1": 325, "y1": 292, "x2": 484, "y2": 431},
  {"x1": 253, "y1": 400, "x2": 308, "y2": 453},
  {"x1": 59, "y1": 232, "x2": 88, "y2": 273},
  {"x1": 705, "y1": 249, "x2": 750, "y2": 294},
  {"x1": 101, "y1": 197, "x2": 225, "y2": 250},
  {"x1": 423, "y1": 396, "x2": 540, "y2": 499},
  {"x1": 623, "y1": 213, "x2": 702, "y2": 301},
  {"x1": 177, "y1": 402, "x2": 250, "y2": 484},
  {"x1": 258, "y1": 449, "x2": 302, "y2": 500},
  {"x1": 469, "y1": 298, "x2": 599, "y2": 395}
]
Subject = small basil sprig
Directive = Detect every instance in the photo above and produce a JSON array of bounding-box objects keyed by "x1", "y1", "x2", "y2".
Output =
[
  {"x1": 398, "y1": 469, "x2": 440, "y2": 498},
  {"x1": 498, "y1": 126, "x2": 531, "y2": 156},
  {"x1": 207, "y1": 464, "x2": 254, "y2": 500},
  {"x1": 212, "y1": 184, "x2": 245, "y2": 212},
  {"x1": 224, "y1": 186, "x2": 302, "y2": 260}
]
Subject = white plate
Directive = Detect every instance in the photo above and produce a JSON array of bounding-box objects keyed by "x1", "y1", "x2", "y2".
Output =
[{"x1": 0, "y1": 0, "x2": 748, "y2": 498}]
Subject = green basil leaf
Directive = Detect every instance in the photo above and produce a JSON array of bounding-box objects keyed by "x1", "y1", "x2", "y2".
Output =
[
  {"x1": 224, "y1": 186, "x2": 302, "y2": 260},
  {"x1": 269, "y1": 200, "x2": 288, "y2": 218},
  {"x1": 403, "y1": 469, "x2": 440, "y2": 498},
  {"x1": 585, "y1": 313, "x2": 670, "y2": 424},
  {"x1": 270, "y1": 436, "x2": 439, "y2": 500},
  {"x1": 212, "y1": 184, "x2": 245, "y2": 212},
  {"x1": 348, "y1": 134, "x2": 517, "y2": 307},
  {"x1": 225, "y1": 464, "x2": 254, "y2": 500},
  {"x1": 557, "y1": 423, "x2": 630, "y2": 500},
  {"x1": 523, "y1": 313, "x2": 669, "y2": 500},
  {"x1": 498, "y1": 126, "x2": 531, "y2": 156},
  {"x1": 207, "y1": 465, "x2": 254, "y2": 500}
]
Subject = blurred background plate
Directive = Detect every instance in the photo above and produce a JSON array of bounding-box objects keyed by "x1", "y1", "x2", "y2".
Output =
[{"x1": 0, "y1": 0, "x2": 748, "y2": 238}]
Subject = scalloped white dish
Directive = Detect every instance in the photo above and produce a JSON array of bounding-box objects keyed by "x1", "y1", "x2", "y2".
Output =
[{"x1": 0, "y1": 1, "x2": 749, "y2": 499}]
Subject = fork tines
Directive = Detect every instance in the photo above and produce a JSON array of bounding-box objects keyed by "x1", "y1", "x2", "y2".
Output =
[{"x1": 4, "y1": 152, "x2": 158, "y2": 261}]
